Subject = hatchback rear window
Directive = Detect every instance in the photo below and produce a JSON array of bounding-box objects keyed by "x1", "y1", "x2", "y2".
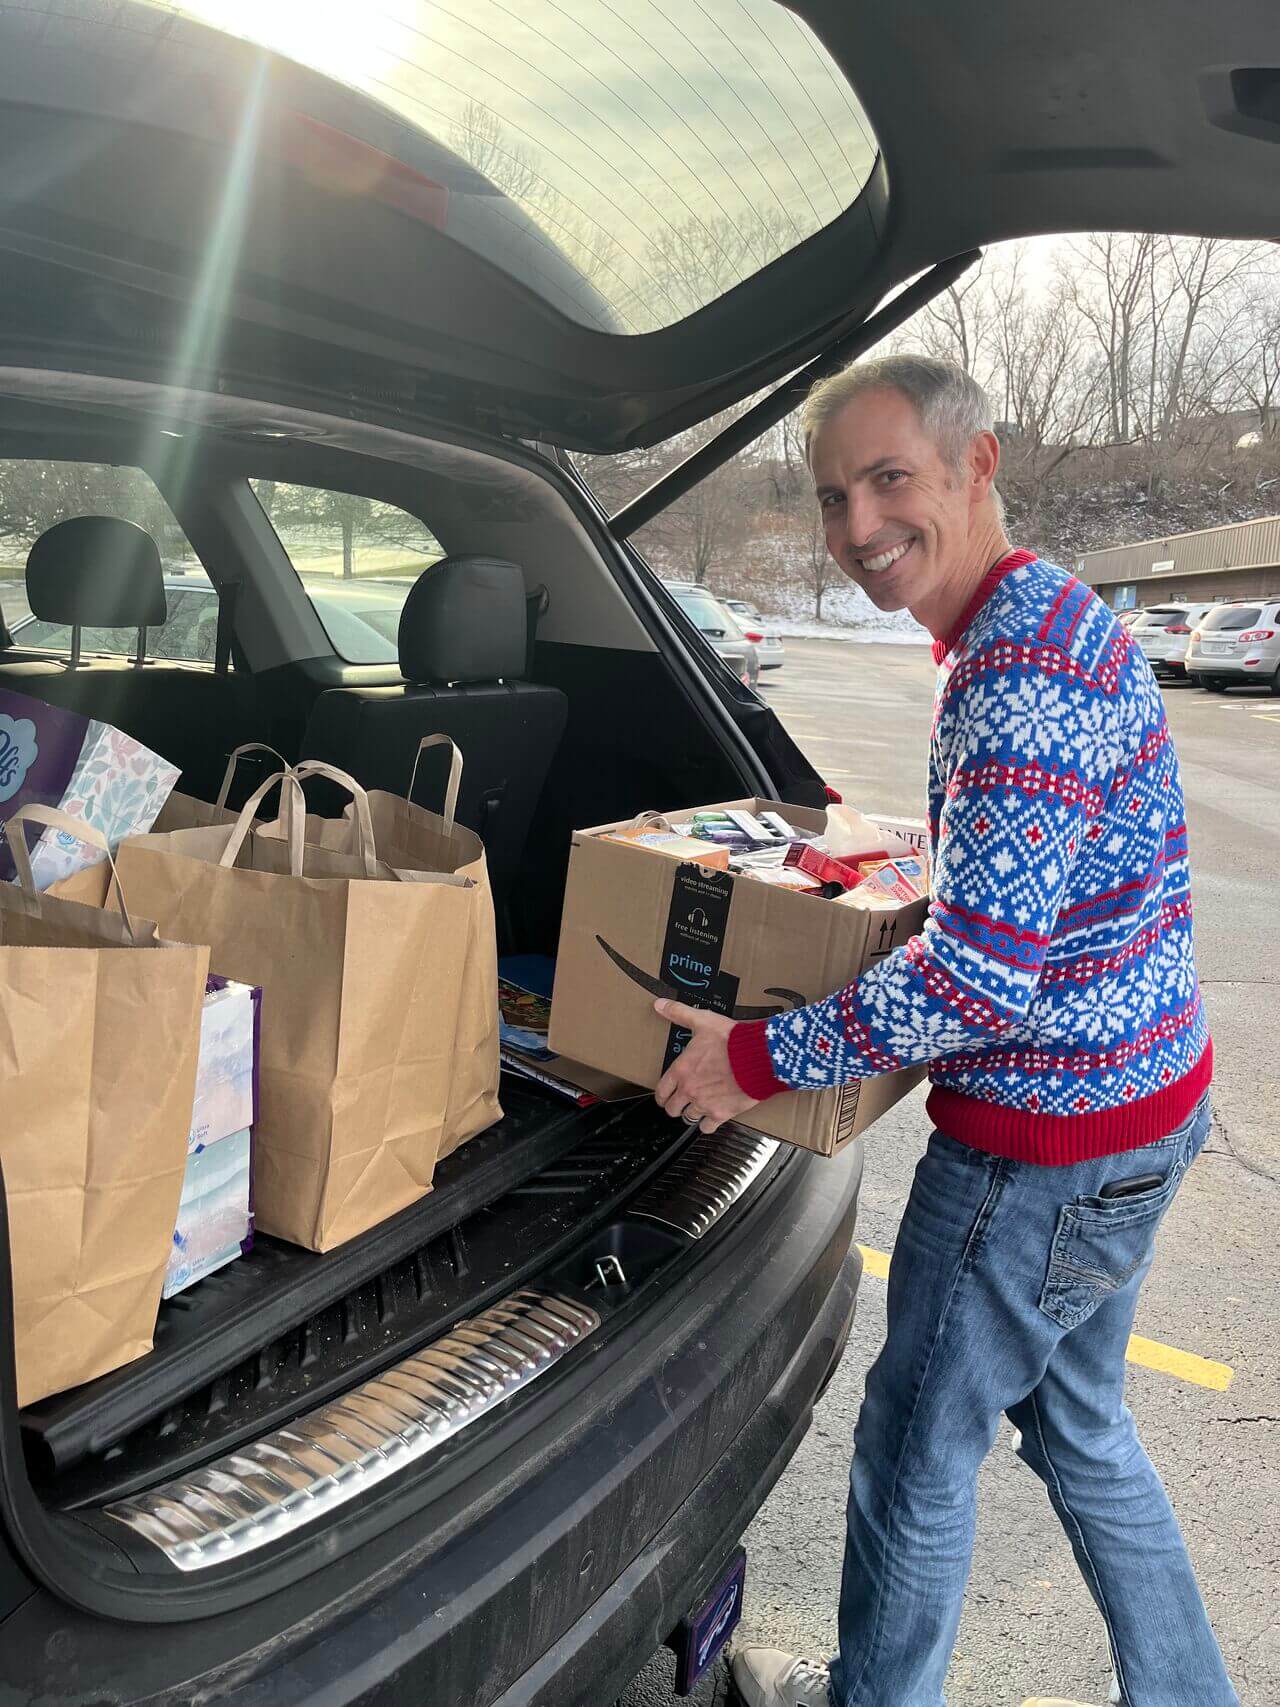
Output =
[
  {"x1": 143, "y1": 0, "x2": 879, "y2": 335},
  {"x1": 673, "y1": 591, "x2": 732, "y2": 631},
  {"x1": 1200, "y1": 605, "x2": 1262, "y2": 631},
  {"x1": 1136, "y1": 607, "x2": 1187, "y2": 625}
]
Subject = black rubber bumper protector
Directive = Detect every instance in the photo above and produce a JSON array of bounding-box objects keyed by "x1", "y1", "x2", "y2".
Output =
[{"x1": 0, "y1": 1139, "x2": 863, "y2": 1705}]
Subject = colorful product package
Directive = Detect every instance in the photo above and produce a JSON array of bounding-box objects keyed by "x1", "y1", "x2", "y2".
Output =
[
  {"x1": 0, "y1": 687, "x2": 179, "y2": 889},
  {"x1": 163, "y1": 975, "x2": 260, "y2": 1297},
  {"x1": 164, "y1": 1127, "x2": 254, "y2": 1299},
  {"x1": 602, "y1": 827, "x2": 732, "y2": 869},
  {"x1": 853, "y1": 858, "x2": 927, "y2": 903},
  {"x1": 190, "y1": 976, "x2": 261, "y2": 1151}
]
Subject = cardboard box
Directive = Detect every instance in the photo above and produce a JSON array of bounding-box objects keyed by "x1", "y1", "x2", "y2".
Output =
[{"x1": 548, "y1": 798, "x2": 929, "y2": 1156}]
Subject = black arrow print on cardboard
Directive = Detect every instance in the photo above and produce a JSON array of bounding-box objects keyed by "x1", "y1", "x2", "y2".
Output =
[{"x1": 595, "y1": 936, "x2": 806, "y2": 1021}]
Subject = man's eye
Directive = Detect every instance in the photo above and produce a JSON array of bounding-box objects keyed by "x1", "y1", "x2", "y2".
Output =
[
  {"x1": 820, "y1": 492, "x2": 845, "y2": 510},
  {"x1": 878, "y1": 469, "x2": 907, "y2": 485}
]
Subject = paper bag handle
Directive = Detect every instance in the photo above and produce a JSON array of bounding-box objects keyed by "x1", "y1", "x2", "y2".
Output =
[
  {"x1": 287, "y1": 759, "x2": 380, "y2": 878},
  {"x1": 407, "y1": 734, "x2": 463, "y2": 835},
  {"x1": 215, "y1": 742, "x2": 290, "y2": 810},
  {"x1": 4, "y1": 804, "x2": 138, "y2": 941},
  {"x1": 219, "y1": 768, "x2": 308, "y2": 875}
]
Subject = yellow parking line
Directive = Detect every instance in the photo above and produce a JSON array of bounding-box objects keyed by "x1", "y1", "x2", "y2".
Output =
[
  {"x1": 1252, "y1": 713, "x2": 1280, "y2": 724},
  {"x1": 856, "y1": 1246, "x2": 1233, "y2": 1390},
  {"x1": 1124, "y1": 1334, "x2": 1233, "y2": 1390},
  {"x1": 858, "y1": 1244, "x2": 892, "y2": 1280}
]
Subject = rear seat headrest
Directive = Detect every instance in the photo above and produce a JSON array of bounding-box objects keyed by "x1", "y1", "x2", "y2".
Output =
[
  {"x1": 399, "y1": 555, "x2": 528, "y2": 685},
  {"x1": 26, "y1": 516, "x2": 167, "y2": 629}
]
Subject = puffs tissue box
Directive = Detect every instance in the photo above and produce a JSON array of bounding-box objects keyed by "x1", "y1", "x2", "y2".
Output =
[
  {"x1": 0, "y1": 687, "x2": 179, "y2": 888},
  {"x1": 164, "y1": 976, "x2": 260, "y2": 1298}
]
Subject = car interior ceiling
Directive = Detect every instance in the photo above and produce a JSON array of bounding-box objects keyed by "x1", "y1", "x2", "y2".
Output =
[{"x1": 0, "y1": 388, "x2": 755, "y2": 953}]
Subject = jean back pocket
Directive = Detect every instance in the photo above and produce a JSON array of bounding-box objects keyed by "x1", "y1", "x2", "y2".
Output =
[{"x1": 1037, "y1": 1109, "x2": 1206, "y2": 1331}]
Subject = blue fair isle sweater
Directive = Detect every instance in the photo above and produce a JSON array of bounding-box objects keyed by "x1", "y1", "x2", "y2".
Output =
[{"x1": 727, "y1": 550, "x2": 1212, "y2": 1165}]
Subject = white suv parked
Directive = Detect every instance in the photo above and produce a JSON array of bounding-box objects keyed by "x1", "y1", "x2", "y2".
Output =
[
  {"x1": 1185, "y1": 599, "x2": 1280, "y2": 694},
  {"x1": 1129, "y1": 603, "x2": 1212, "y2": 679}
]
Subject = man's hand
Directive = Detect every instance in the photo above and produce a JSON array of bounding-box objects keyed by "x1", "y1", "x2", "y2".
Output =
[{"x1": 652, "y1": 999, "x2": 761, "y2": 1133}]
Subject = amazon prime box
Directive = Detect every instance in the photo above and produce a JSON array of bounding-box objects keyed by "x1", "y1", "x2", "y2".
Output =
[{"x1": 548, "y1": 798, "x2": 928, "y2": 1156}]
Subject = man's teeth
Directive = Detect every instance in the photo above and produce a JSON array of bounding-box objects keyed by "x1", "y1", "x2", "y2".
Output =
[{"x1": 860, "y1": 541, "x2": 912, "y2": 573}]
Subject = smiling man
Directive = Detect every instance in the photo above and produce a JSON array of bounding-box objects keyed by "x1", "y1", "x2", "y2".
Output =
[{"x1": 653, "y1": 355, "x2": 1234, "y2": 1707}]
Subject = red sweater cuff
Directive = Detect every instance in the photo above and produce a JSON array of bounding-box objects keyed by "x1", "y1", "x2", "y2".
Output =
[{"x1": 728, "y1": 1020, "x2": 789, "y2": 1101}]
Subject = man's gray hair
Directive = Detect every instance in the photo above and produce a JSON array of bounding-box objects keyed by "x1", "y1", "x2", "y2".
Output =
[{"x1": 801, "y1": 352, "x2": 1004, "y2": 519}]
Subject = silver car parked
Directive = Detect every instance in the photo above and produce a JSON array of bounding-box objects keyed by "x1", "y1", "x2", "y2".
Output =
[
  {"x1": 1129, "y1": 602, "x2": 1212, "y2": 680},
  {"x1": 666, "y1": 582, "x2": 760, "y2": 688},
  {"x1": 1184, "y1": 598, "x2": 1280, "y2": 694},
  {"x1": 722, "y1": 598, "x2": 786, "y2": 671}
]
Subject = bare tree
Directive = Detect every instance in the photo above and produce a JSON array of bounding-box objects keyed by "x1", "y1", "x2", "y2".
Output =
[
  {"x1": 1059, "y1": 233, "x2": 1158, "y2": 443},
  {"x1": 1227, "y1": 262, "x2": 1280, "y2": 438},
  {"x1": 1153, "y1": 237, "x2": 1265, "y2": 440},
  {"x1": 450, "y1": 99, "x2": 546, "y2": 206},
  {"x1": 915, "y1": 260, "x2": 992, "y2": 375},
  {"x1": 797, "y1": 504, "x2": 840, "y2": 620}
]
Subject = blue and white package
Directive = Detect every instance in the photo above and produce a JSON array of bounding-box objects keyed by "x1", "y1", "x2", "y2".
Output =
[
  {"x1": 164, "y1": 1127, "x2": 254, "y2": 1299},
  {"x1": 190, "y1": 977, "x2": 260, "y2": 1151}
]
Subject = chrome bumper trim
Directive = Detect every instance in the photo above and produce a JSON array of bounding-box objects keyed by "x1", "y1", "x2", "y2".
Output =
[
  {"x1": 628, "y1": 1125, "x2": 779, "y2": 1238},
  {"x1": 102, "y1": 1290, "x2": 598, "y2": 1572}
]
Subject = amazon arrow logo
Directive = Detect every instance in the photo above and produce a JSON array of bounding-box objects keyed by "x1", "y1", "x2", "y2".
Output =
[{"x1": 595, "y1": 935, "x2": 805, "y2": 1021}]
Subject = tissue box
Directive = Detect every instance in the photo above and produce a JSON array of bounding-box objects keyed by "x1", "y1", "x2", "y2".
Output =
[
  {"x1": 0, "y1": 687, "x2": 179, "y2": 888},
  {"x1": 191, "y1": 977, "x2": 260, "y2": 1151},
  {"x1": 164, "y1": 1128, "x2": 254, "y2": 1298},
  {"x1": 162, "y1": 975, "x2": 260, "y2": 1297}
]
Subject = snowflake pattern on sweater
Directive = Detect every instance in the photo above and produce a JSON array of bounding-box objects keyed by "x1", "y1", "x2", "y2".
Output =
[{"x1": 731, "y1": 552, "x2": 1212, "y2": 1163}]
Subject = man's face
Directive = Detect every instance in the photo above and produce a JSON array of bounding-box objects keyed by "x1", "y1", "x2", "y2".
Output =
[{"x1": 809, "y1": 388, "x2": 979, "y2": 615}]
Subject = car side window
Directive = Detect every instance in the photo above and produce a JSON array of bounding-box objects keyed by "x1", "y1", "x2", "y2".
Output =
[
  {"x1": 0, "y1": 458, "x2": 213, "y2": 663},
  {"x1": 249, "y1": 479, "x2": 444, "y2": 664}
]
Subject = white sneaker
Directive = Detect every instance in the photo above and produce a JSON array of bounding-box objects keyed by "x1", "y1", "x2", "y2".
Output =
[
  {"x1": 1022, "y1": 1684, "x2": 1121, "y2": 1707},
  {"x1": 730, "y1": 1647, "x2": 831, "y2": 1707},
  {"x1": 1021, "y1": 1698, "x2": 1107, "y2": 1706}
]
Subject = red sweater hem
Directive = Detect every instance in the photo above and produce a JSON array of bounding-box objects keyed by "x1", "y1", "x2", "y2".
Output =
[
  {"x1": 926, "y1": 1040, "x2": 1213, "y2": 1165},
  {"x1": 730, "y1": 1022, "x2": 1213, "y2": 1166}
]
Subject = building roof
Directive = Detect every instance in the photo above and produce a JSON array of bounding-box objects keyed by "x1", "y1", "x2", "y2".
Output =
[{"x1": 1076, "y1": 513, "x2": 1280, "y2": 586}]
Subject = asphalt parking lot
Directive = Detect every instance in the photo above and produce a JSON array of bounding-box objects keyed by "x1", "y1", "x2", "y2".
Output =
[{"x1": 623, "y1": 637, "x2": 1279, "y2": 1707}]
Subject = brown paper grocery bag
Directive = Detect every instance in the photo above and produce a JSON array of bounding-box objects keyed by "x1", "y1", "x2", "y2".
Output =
[
  {"x1": 112, "y1": 765, "x2": 479, "y2": 1252},
  {"x1": 47, "y1": 742, "x2": 290, "y2": 909},
  {"x1": 290, "y1": 736, "x2": 502, "y2": 1162},
  {"x1": 0, "y1": 806, "x2": 208, "y2": 1406}
]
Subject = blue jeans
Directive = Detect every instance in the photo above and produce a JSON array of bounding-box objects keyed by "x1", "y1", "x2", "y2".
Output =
[{"x1": 830, "y1": 1094, "x2": 1237, "y2": 1707}]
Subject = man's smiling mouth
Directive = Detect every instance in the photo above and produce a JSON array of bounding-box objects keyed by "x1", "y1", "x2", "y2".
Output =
[{"x1": 856, "y1": 539, "x2": 914, "y2": 573}]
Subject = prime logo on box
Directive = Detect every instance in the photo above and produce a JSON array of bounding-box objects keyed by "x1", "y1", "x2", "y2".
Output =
[{"x1": 590, "y1": 865, "x2": 807, "y2": 1073}]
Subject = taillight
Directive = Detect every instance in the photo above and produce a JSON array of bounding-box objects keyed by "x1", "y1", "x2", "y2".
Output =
[
  {"x1": 824, "y1": 785, "x2": 844, "y2": 804},
  {"x1": 744, "y1": 630, "x2": 765, "y2": 643},
  {"x1": 1238, "y1": 629, "x2": 1276, "y2": 642},
  {"x1": 1165, "y1": 624, "x2": 1190, "y2": 634}
]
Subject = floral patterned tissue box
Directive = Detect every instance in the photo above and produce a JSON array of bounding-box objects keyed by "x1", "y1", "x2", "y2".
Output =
[{"x1": 0, "y1": 688, "x2": 179, "y2": 888}]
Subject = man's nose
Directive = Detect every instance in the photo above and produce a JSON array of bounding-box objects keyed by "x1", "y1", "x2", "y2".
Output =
[{"x1": 843, "y1": 490, "x2": 881, "y2": 554}]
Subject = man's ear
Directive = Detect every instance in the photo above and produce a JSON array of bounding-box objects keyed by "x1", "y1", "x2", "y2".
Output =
[{"x1": 968, "y1": 430, "x2": 1000, "y2": 504}]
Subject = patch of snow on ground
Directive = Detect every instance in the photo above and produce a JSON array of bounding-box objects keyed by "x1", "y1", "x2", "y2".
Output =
[{"x1": 761, "y1": 583, "x2": 931, "y2": 645}]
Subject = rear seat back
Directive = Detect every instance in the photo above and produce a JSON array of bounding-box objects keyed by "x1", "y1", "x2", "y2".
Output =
[
  {"x1": 300, "y1": 555, "x2": 568, "y2": 898},
  {"x1": 0, "y1": 515, "x2": 259, "y2": 801}
]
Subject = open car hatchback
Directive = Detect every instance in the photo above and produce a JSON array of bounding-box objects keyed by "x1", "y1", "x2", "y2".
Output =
[{"x1": 0, "y1": 2, "x2": 1277, "y2": 1703}]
